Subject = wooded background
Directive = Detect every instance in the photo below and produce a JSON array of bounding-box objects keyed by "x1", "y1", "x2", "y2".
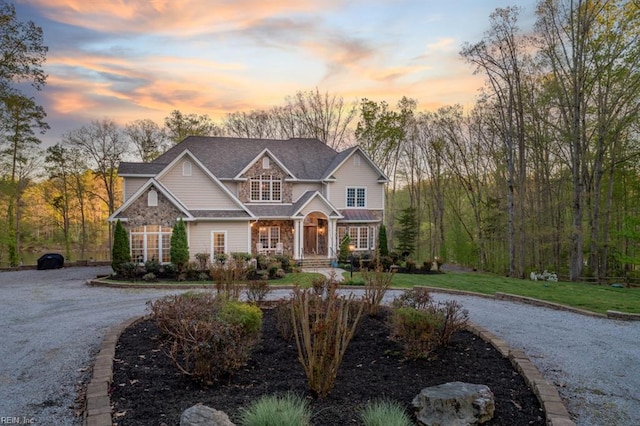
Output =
[{"x1": 2, "y1": 1, "x2": 639, "y2": 282}]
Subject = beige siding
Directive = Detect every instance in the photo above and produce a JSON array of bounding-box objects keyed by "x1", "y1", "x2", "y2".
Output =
[
  {"x1": 292, "y1": 183, "x2": 322, "y2": 201},
  {"x1": 300, "y1": 197, "x2": 332, "y2": 217},
  {"x1": 187, "y1": 221, "x2": 251, "y2": 258},
  {"x1": 221, "y1": 181, "x2": 238, "y2": 198},
  {"x1": 124, "y1": 178, "x2": 148, "y2": 202},
  {"x1": 160, "y1": 160, "x2": 240, "y2": 210},
  {"x1": 328, "y1": 152, "x2": 384, "y2": 209}
]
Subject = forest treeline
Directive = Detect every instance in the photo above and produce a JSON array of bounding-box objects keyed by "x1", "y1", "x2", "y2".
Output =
[{"x1": 1, "y1": 1, "x2": 639, "y2": 281}]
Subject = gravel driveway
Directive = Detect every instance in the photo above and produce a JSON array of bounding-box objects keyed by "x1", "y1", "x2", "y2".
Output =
[{"x1": 0, "y1": 267, "x2": 638, "y2": 425}]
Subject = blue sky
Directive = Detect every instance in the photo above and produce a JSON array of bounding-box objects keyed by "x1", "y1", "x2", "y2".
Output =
[{"x1": 13, "y1": 0, "x2": 538, "y2": 147}]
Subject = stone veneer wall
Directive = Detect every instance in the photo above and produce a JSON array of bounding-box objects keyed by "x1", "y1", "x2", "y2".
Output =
[
  {"x1": 251, "y1": 220, "x2": 294, "y2": 256},
  {"x1": 118, "y1": 188, "x2": 183, "y2": 229},
  {"x1": 238, "y1": 156, "x2": 293, "y2": 203}
]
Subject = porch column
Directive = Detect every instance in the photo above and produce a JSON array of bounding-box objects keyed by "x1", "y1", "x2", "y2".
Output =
[
  {"x1": 293, "y1": 219, "x2": 301, "y2": 260},
  {"x1": 328, "y1": 218, "x2": 337, "y2": 259}
]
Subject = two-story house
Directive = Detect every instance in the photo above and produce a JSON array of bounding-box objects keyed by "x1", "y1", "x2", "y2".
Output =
[{"x1": 108, "y1": 136, "x2": 388, "y2": 265}]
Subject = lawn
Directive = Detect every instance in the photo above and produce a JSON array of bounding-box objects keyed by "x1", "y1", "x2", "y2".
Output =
[{"x1": 355, "y1": 271, "x2": 639, "y2": 315}]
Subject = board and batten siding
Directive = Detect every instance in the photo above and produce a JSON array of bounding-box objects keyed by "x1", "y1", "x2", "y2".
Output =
[
  {"x1": 124, "y1": 178, "x2": 148, "y2": 202},
  {"x1": 188, "y1": 221, "x2": 251, "y2": 257},
  {"x1": 328, "y1": 153, "x2": 384, "y2": 209},
  {"x1": 160, "y1": 160, "x2": 240, "y2": 210}
]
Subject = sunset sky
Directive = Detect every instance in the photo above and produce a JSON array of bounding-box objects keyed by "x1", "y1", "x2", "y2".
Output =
[{"x1": 14, "y1": 0, "x2": 538, "y2": 147}]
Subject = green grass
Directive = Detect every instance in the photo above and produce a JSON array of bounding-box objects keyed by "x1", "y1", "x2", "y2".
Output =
[
  {"x1": 238, "y1": 393, "x2": 311, "y2": 426},
  {"x1": 344, "y1": 271, "x2": 640, "y2": 314},
  {"x1": 360, "y1": 400, "x2": 412, "y2": 426}
]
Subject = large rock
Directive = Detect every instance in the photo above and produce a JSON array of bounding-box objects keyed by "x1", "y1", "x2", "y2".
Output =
[
  {"x1": 412, "y1": 382, "x2": 495, "y2": 426},
  {"x1": 180, "y1": 404, "x2": 235, "y2": 426}
]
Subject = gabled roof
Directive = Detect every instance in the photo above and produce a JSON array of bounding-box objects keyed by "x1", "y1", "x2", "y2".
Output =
[
  {"x1": 156, "y1": 149, "x2": 255, "y2": 218},
  {"x1": 108, "y1": 178, "x2": 193, "y2": 222},
  {"x1": 150, "y1": 137, "x2": 340, "y2": 180},
  {"x1": 234, "y1": 148, "x2": 296, "y2": 180},
  {"x1": 292, "y1": 191, "x2": 342, "y2": 218},
  {"x1": 322, "y1": 145, "x2": 389, "y2": 183}
]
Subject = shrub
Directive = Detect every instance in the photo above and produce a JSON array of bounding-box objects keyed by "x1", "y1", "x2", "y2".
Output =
[
  {"x1": 245, "y1": 280, "x2": 270, "y2": 303},
  {"x1": 434, "y1": 256, "x2": 444, "y2": 271},
  {"x1": 405, "y1": 258, "x2": 416, "y2": 272},
  {"x1": 149, "y1": 293, "x2": 262, "y2": 384},
  {"x1": 118, "y1": 261, "x2": 138, "y2": 279},
  {"x1": 144, "y1": 259, "x2": 161, "y2": 275},
  {"x1": 142, "y1": 272, "x2": 157, "y2": 282},
  {"x1": 380, "y1": 255, "x2": 394, "y2": 271},
  {"x1": 239, "y1": 392, "x2": 311, "y2": 426},
  {"x1": 231, "y1": 252, "x2": 252, "y2": 263},
  {"x1": 378, "y1": 224, "x2": 389, "y2": 257},
  {"x1": 256, "y1": 254, "x2": 270, "y2": 270},
  {"x1": 361, "y1": 400, "x2": 412, "y2": 426},
  {"x1": 195, "y1": 253, "x2": 209, "y2": 271},
  {"x1": 389, "y1": 299, "x2": 469, "y2": 359},
  {"x1": 159, "y1": 262, "x2": 177, "y2": 279},
  {"x1": 170, "y1": 218, "x2": 189, "y2": 271},
  {"x1": 290, "y1": 288, "x2": 363, "y2": 397},
  {"x1": 390, "y1": 307, "x2": 443, "y2": 359},
  {"x1": 422, "y1": 260, "x2": 433, "y2": 272},
  {"x1": 111, "y1": 219, "x2": 130, "y2": 274},
  {"x1": 214, "y1": 252, "x2": 228, "y2": 264},
  {"x1": 338, "y1": 234, "x2": 351, "y2": 263},
  {"x1": 361, "y1": 265, "x2": 395, "y2": 316},
  {"x1": 273, "y1": 299, "x2": 294, "y2": 340},
  {"x1": 267, "y1": 261, "x2": 281, "y2": 279},
  {"x1": 209, "y1": 259, "x2": 247, "y2": 298},
  {"x1": 273, "y1": 254, "x2": 293, "y2": 272},
  {"x1": 391, "y1": 288, "x2": 432, "y2": 310}
]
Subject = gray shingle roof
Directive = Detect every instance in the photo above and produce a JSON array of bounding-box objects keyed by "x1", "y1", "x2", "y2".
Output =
[
  {"x1": 246, "y1": 204, "x2": 295, "y2": 218},
  {"x1": 118, "y1": 162, "x2": 166, "y2": 175},
  {"x1": 152, "y1": 137, "x2": 340, "y2": 180}
]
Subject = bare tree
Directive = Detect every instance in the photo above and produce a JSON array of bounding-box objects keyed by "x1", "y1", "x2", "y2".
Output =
[{"x1": 125, "y1": 119, "x2": 167, "y2": 162}]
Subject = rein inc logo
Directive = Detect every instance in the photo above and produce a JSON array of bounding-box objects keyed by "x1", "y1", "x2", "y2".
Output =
[{"x1": 0, "y1": 418, "x2": 36, "y2": 424}]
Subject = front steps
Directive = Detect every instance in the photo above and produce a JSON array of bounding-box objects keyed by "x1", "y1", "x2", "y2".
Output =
[{"x1": 298, "y1": 257, "x2": 333, "y2": 268}]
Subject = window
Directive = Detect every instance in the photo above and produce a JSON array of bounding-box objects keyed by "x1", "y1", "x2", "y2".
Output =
[
  {"x1": 130, "y1": 225, "x2": 173, "y2": 263},
  {"x1": 250, "y1": 175, "x2": 282, "y2": 202},
  {"x1": 147, "y1": 189, "x2": 158, "y2": 207},
  {"x1": 337, "y1": 226, "x2": 347, "y2": 243},
  {"x1": 348, "y1": 226, "x2": 369, "y2": 250},
  {"x1": 212, "y1": 231, "x2": 227, "y2": 256},
  {"x1": 262, "y1": 156, "x2": 270, "y2": 169},
  {"x1": 346, "y1": 187, "x2": 366, "y2": 208},
  {"x1": 183, "y1": 160, "x2": 192, "y2": 176},
  {"x1": 259, "y1": 226, "x2": 280, "y2": 249}
]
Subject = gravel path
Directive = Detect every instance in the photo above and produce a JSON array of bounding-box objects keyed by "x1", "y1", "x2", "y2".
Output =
[{"x1": 0, "y1": 267, "x2": 638, "y2": 425}]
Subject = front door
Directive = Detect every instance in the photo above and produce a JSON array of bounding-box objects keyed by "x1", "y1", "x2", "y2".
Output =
[{"x1": 304, "y1": 226, "x2": 317, "y2": 255}]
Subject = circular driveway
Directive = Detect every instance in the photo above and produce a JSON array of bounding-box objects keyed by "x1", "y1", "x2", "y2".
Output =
[{"x1": 0, "y1": 267, "x2": 638, "y2": 425}]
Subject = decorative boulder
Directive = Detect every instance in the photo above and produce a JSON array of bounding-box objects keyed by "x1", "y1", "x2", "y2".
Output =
[
  {"x1": 412, "y1": 382, "x2": 495, "y2": 426},
  {"x1": 180, "y1": 404, "x2": 235, "y2": 426}
]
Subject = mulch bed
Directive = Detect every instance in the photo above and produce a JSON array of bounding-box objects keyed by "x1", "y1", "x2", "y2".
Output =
[{"x1": 111, "y1": 308, "x2": 545, "y2": 425}]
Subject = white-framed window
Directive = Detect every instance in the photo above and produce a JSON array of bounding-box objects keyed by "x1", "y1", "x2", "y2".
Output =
[
  {"x1": 250, "y1": 175, "x2": 282, "y2": 202},
  {"x1": 211, "y1": 231, "x2": 227, "y2": 256},
  {"x1": 337, "y1": 226, "x2": 347, "y2": 244},
  {"x1": 348, "y1": 226, "x2": 370, "y2": 250},
  {"x1": 259, "y1": 226, "x2": 280, "y2": 249},
  {"x1": 130, "y1": 225, "x2": 173, "y2": 263},
  {"x1": 262, "y1": 156, "x2": 270, "y2": 169},
  {"x1": 346, "y1": 187, "x2": 366, "y2": 208},
  {"x1": 147, "y1": 189, "x2": 158, "y2": 207},
  {"x1": 183, "y1": 160, "x2": 192, "y2": 176}
]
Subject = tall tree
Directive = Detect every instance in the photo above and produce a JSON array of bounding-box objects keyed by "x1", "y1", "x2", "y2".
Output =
[
  {"x1": 64, "y1": 119, "x2": 127, "y2": 252},
  {"x1": 461, "y1": 6, "x2": 531, "y2": 277},
  {"x1": 164, "y1": 110, "x2": 220, "y2": 144},
  {"x1": 0, "y1": 93, "x2": 48, "y2": 266},
  {"x1": 0, "y1": 1, "x2": 47, "y2": 94},
  {"x1": 124, "y1": 119, "x2": 167, "y2": 162},
  {"x1": 285, "y1": 88, "x2": 356, "y2": 149},
  {"x1": 45, "y1": 144, "x2": 73, "y2": 260}
]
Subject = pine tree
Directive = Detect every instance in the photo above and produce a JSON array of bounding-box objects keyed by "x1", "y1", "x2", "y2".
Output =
[
  {"x1": 170, "y1": 218, "x2": 189, "y2": 270},
  {"x1": 378, "y1": 224, "x2": 389, "y2": 256},
  {"x1": 396, "y1": 206, "x2": 418, "y2": 257},
  {"x1": 111, "y1": 219, "x2": 130, "y2": 273}
]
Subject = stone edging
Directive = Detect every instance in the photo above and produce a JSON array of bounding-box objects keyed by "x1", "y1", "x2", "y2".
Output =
[
  {"x1": 84, "y1": 316, "x2": 142, "y2": 426},
  {"x1": 84, "y1": 314, "x2": 576, "y2": 426},
  {"x1": 465, "y1": 323, "x2": 576, "y2": 426}
]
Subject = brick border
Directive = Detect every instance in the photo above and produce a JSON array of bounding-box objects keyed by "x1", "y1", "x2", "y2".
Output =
[
  {"x1": 84, "y1": 314, "x2": 576, "y2": 426},
  {"x1": 84, "y1": 316, "x2": 142, "y2": 426},
  {"x1": 466, "y1": 323, "x2": 576, "y2": 426}
]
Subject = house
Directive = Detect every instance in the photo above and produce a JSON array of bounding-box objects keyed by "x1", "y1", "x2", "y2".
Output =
[{"x1": 108, "y1": 136, "x2": 388, "y2": 265}]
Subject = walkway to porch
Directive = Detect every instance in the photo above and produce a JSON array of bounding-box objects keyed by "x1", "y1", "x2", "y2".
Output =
[{"x1": 300, "y1": 266, "x2": 347, "y2": 282}]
